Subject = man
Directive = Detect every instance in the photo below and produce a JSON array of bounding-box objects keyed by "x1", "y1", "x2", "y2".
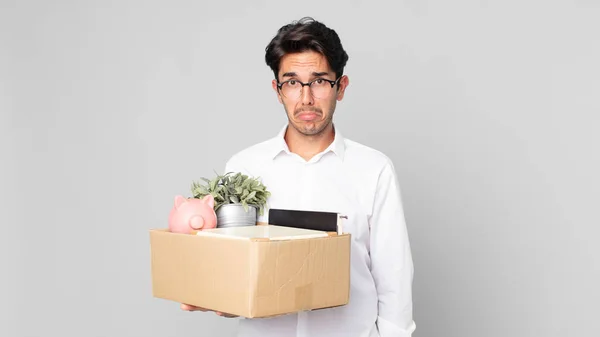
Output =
[{"x1": 182, "y1": 17, "x2": 416, "y2": 337}]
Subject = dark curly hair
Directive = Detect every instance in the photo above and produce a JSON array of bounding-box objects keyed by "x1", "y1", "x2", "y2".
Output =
[{"x1": 265, "y1": 17, "x2": 349, "y2": 81}]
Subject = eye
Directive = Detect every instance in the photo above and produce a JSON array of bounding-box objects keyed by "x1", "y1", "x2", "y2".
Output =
[
  {"x1": 288, "y1": 80, "x2": 297, "y2": 86},
  {"x1": 315, "y1": 79, "x2": 324, "y2": 84}
]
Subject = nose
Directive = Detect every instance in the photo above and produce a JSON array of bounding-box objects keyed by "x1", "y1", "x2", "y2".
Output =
[{"x1": 300, "y1": 84, "x2": 314, "y2": 105}]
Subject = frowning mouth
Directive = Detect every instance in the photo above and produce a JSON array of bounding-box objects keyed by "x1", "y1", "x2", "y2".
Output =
[
  {"x1": 298, "y1": 111, "x2": 322, "y2": 120},
  {"x1": 295, "y1": 109, "x2": 322, "y2": 121}
]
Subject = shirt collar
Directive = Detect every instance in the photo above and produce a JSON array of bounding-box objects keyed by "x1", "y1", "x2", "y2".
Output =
[{"x1": 271, "y1": 123, "x2": 346, "y2": 161}]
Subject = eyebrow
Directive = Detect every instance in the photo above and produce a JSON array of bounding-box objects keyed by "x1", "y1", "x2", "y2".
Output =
[{"x1": 281, "y1": 71, "x2": 331, "y2": 78}]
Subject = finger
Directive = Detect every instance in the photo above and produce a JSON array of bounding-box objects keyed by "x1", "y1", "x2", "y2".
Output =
[{"x1": 180, "y1": 303, "x2": 207, "y2": 312}]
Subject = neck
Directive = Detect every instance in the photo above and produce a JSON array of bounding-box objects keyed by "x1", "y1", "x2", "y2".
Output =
[{"x1": 285, "y1": 123, "x2": 335, "y2": 161}]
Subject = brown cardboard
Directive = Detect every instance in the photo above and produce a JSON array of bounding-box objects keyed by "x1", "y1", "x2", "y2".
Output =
[{"x1": 149, "y1": 225, "x2": 351, "y2": 318}]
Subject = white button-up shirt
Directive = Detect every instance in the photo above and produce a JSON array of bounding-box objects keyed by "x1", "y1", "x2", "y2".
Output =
[{"x1": 224, "y1": 124, "x2": 416, "y2": 337}]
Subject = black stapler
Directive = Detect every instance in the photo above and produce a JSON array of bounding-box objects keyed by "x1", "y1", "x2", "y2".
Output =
[{"x1": 268, "y1": 208, "x2": 347, "y2": 234}]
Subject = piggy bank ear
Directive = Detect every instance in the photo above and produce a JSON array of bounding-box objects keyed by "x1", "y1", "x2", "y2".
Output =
[
  {"x1": 174, "y1": 195, "x2": 187, "y2": 209},
  {"x1": 202, "y1": 194, "x2": 215, "y2": 209}
]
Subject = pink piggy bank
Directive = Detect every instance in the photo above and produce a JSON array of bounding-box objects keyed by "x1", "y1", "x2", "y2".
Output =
[{"x1": 168, "y1": 195, "x2": 217, "y2": 234}]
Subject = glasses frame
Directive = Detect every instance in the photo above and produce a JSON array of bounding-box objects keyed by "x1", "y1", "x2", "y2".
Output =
[{"x1": 276, "y1": 77, "x2": 342, "y2": 99}]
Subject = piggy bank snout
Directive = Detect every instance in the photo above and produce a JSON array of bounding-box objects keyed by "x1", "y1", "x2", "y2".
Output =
[
  {"x1": 189, "y1": 215, "x2": 205, "y2": 230},
  {"x1": 168, "y1": 195, "x2": 217, "y2": 233}
]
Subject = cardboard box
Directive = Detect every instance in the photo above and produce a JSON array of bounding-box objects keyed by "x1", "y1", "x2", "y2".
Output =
[{"x1": 149, "y1": 224, "x2": 351, "y2": 318}]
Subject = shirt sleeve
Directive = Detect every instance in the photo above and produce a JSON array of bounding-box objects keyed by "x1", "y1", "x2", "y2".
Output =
[
  {"x1": 224, "y1": 155, "x2": 268, "y2": 224},
  {"x1": 369, "y1": 160, "x2": 416, "y2": 337},
  {"x1": 224, "y1": 154, "x2": 251, "y2": 176}
]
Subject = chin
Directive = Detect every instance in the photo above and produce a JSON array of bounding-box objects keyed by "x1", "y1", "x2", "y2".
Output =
[{"x1": 299, "y1": 124, "x2": 326, "y2": 136}]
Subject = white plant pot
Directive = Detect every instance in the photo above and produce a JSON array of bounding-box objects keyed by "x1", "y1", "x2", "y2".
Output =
[{"x1": 215, "y1": 203, "x2": 257, "y2": 228}]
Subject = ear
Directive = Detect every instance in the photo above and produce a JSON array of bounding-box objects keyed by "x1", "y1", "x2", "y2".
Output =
[
  {"x1": 336, "y1": 75, "x2": 350, "y2": 101},
  {"x1": 272, "y1": 79, "x2": 283, "y2": 104},
  {"x1": 202, "y1": 194, "x2": 215, "y2": 209},
  {"x1": 174, "y1": 195, "x2": 186, "y2": 209}
]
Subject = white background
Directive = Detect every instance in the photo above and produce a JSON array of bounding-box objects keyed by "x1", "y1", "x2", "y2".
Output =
[{"x1": 1, "y1": 1, "x2": 599, "y2": 336}]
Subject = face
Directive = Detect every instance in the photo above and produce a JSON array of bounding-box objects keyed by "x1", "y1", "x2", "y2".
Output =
[{"x1": 272, "y1": 50, "x2": 349, "y2": 136}]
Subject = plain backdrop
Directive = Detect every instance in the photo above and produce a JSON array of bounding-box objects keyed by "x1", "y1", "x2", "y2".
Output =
[{"x1": 1, "y1": 1, "x2": 599, "y2": 336}]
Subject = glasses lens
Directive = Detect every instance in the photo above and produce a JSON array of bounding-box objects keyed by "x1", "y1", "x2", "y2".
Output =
[
  {"x1": 280, "y1": 79, "x2": 335, "y2": 99},
  {"x1": 281, "y1": 81, "x2": 301, "y2": 99},
  {"x1": 310, "y1": 79, "x2": 332, "y2": 99}
]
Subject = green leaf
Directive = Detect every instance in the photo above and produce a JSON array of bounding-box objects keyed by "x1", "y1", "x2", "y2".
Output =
[
  {"x1": 190, "y1": 171, "x2": 270, "y2": 211},
  {"x1": 241, "y1": 179, "x2": 251, "y2": 189},
  {"x1": 244, "y1": 191, "x2": 256, "y2": 202}
]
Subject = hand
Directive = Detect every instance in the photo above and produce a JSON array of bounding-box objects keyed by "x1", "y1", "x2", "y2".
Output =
[{"x1": 180, "y1": 303, "x2": 238, "y2": 318}]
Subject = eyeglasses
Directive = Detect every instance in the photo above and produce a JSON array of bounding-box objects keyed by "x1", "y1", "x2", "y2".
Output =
[{"x1": 276, "y1": 77, "x2": 341, "y2": 100}]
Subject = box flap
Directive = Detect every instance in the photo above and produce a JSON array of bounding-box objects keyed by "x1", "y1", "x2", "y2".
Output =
[
  {"x1": 149, "y1": 229, "x2": 254, "y2": 317},
  {"x1": 195, "y1": 225, "x2": 331, "y2": 241},
  {"x1": 249, "y1": 233, "x2": 351, "y2": 317}
]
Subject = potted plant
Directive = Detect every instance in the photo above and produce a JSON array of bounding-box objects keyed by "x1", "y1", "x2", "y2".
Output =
[{"x1": 190, "y1": 172, "x2": 271, "y2": 228}]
